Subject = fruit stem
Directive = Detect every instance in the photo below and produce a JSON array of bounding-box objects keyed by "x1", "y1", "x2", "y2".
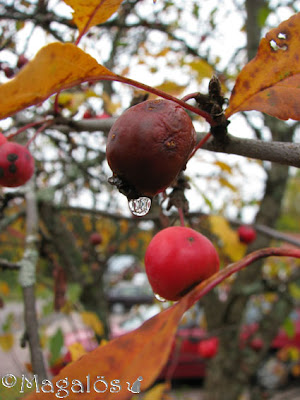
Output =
[
  {"x1": 7, "y1": 118, "x2": 53, "y2": 141},
  {"x1": 53, "y1": 91, "x2": 61, "y2": 115},
  {"x1": 181, "y1": 92, "x2": 201, "y2": 103},
  {"x1": 26, "y1": 120, "x2": 54, "y2": 147},
  {"x1": 187, "y1": 247, "x2": 300, "y2": 306},
  {"x1": 95, "y1": 74, "x2": 215, "y2": 125},
  {"x1": 178, "y1": 208, "x2": 185, "y2": 227},
  {"x1": 188, "y1": 132, "x2": 212, "y2": 160}
]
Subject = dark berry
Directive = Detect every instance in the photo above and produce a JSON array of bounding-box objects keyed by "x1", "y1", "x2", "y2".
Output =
[{"x1": 106, "y1": 99, "x2": 196, "y2": 198}]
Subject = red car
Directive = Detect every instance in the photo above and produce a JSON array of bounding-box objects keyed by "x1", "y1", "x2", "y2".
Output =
[{"x1": 159, "y1": 308, "x2": 300, "y2": 383}]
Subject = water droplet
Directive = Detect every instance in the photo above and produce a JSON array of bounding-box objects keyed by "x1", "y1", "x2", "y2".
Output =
[
  {"x1": 128, "y1": 197, "x2": 151, "y2": 217},
  {"x1": 154, "y1": 293, "x2": 167, "y2": 302}
]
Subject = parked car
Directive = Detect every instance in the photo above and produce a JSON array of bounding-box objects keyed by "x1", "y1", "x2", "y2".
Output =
[{"x1": 110, "y1": 304, "x2": 300, "y2": 387}]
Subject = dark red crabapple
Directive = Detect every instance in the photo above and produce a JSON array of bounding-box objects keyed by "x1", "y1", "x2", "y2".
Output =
[
  {"x1": 106, "y1": 99, "x2": 196, "y2": 199},
  {"x1": 238, "y1": 225, "x2": 256, "y2": 244},
  {"x1": 17, "y1": 54, "x2": 29, "y2": 69},
  {"x1": 0, "y1": 142, "x2": 34, "y2": 187},
  {"x1": 83, "y1": 110, "x2": 94, "y2": 119},
  {"x1": 144, "y1": 226, "x2": 220, "y2": 301},
  {"x1": 89, "y1": 232, "x2": 103, "y2": 245},
  {"x1": 3, "y1": 66, "x2": 15, "y2": 79},
  {"x1": 198, "y1": 337, "x2": 219, "y2": 359}
]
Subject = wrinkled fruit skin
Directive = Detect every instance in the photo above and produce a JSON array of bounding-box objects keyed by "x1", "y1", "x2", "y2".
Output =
[
  {"x1": 144, "y1": 226, "x2": 220, "y2": 301},
  {"x1": 0, "y1": 142, "x2": 34, "y2": 187},
  {"x1": 238, "y1": 225, "x2": 256, "y2": 244},
  {"x1": 198, "y1": 337, "x2": 219, "y2": 359},
  {"x1": 106, "y1": 99, "x2": 196, "y2": 198}
]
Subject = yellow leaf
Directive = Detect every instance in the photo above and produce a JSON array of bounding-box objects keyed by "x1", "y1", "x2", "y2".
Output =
[
  {"x1": 102, "y1": 91, "x2": 121, "y2": 115},
  {"x1": 154, "y1": 80, "x2": 186, "y2": 98},
  {"x1": 188, "y1": 59, "x2": 214, "y2": 83},
  {"x1": 0, "y1": 333, "x2": 14, "y2": 351},
  {"x1": 68, "y1": 342, "x2": 86, "y2": 361},
  {"x1": 58, "y1": 89, "x2": 99, "y2": 112},
  {"x1": 143, "y1": 382, "x2": 170, "y2": 400},
  {"x1": 288, "y1": 346, "x2": 300, "y2": 361},
  {"x1": 214, "y1": 160, "x2": 232, "y2": 174},
  {"x1": 0, "y1": 42, "x2": 117, "y2": 121},
  {"x1": 120, "y1": 219, "x2": 129, "y2": 234},
  {"x1": 0, "y1": 281, "x2": 10, "y2": 296},
  {"x1": 57, "y1": 92, "x2": 86, "y2": 112},
  {"x1": 155, "y1": 47, "x2": 171, "y2": 57},
  {"x1": 64, "y1": 0, "x2": 123, "y2": 34},
  {"x1": 219, "y1": 177, "x2": 237, "y2": 192},
  {"x1": 289, "y1": 283, "x2": 300, "y2": 300},
  {"x1": 209, "y1": 215, "x2": 246, "y2": 262},
  {"x1": 81, "y1": 311, "x2": 104, "y2": 336}
]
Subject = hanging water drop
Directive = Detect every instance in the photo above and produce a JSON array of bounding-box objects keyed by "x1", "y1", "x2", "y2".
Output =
[
  {"x1": 154, "y1": 293, "x2": 167, "y2": 302},
  {"x1": 128, "y1": 197, "x2": 151, "y2": 217}
]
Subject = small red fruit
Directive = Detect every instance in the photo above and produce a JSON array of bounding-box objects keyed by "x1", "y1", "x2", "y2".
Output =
[
  {"x1": 0, "y1": 142, "x2": 34, "y2": 187},
  {"x1": 95, "y1": 112, "x2": 110, "y2": 119},
  {"x1": 106, "y1": 99, "x2": 196, "y2": 199},
  {"x1": 198, "y1": 337, "x2": 219, "y2": 359},
  {"x1": 17, "y1": 54, "x2": 28, "y2": 69},
  {"x1": 144, "y1": 226, "x2": 220, "y2": 301},
  {"x1": 3, "y1": 66, "x2": 15, "y2": 78},
  {"x1": 83, "y1": 110, "x2": 93, "y2": 119},
  {"x1": 238, "y1": 225, "x2": 256, "y2": 244},
  {"x1": 89, "y1": 232, "x2": 103, "y2": 245}
]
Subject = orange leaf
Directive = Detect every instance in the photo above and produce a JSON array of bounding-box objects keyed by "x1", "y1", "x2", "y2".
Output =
[
  {"x1": 0, "y1": 42, "x2": 116, "y2": 121},
  {"x1": 225, "y1": 12, "x2": 300, "y2": 120},
  {"x1": 25, "y1": 297, "x2": 191, "y2": 400},
  {"x1": 24, "y1": 247, "x2": 300, "y2": 400},
  {"x1": 64, "y1": 0, "x2": 123, "y2": 34}
]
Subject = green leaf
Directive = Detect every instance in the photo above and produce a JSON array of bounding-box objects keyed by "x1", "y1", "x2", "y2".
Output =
[
  {"x1": 289, "y1": 283, "x2": 300, "y2": 300},
  {"x1": 258, "y1": 5, "x2": 271, "y2": 28},
  {"x1": 49, "y1": 328, "x2": 64, "y2": 364},
  {"x1": 282, "y1": 316, "x2": 295, "y2": 339}
]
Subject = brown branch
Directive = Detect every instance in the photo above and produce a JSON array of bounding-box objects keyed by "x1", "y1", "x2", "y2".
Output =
[
  {"x1": 51, "y1": 118, "x2": 300, "y2": 168},
  {"x1": 198, "y1": 132, "x2": 300, "y2": 168}
]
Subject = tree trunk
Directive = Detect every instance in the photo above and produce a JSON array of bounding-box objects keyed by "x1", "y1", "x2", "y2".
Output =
[{"x1": 203, "y1": 1, "x2": 295, "y2": 398}]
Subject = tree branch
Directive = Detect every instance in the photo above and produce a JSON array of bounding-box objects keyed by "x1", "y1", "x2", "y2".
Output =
[
  {"x1": 51, "y1": 118, "x2": 300, "y2": 168},
  {"x1": 198, "y1": 132, "x2": 300, "y2": 168},
  {"x1": 19, "y1": 179, "x2": 47, "y2": 380},
  {"x1": 0, "y1": 258, "x2": 21, "y2": 270},
  {"x1": 56, "y1": 204, "x2": 300, "y2": 248}
]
